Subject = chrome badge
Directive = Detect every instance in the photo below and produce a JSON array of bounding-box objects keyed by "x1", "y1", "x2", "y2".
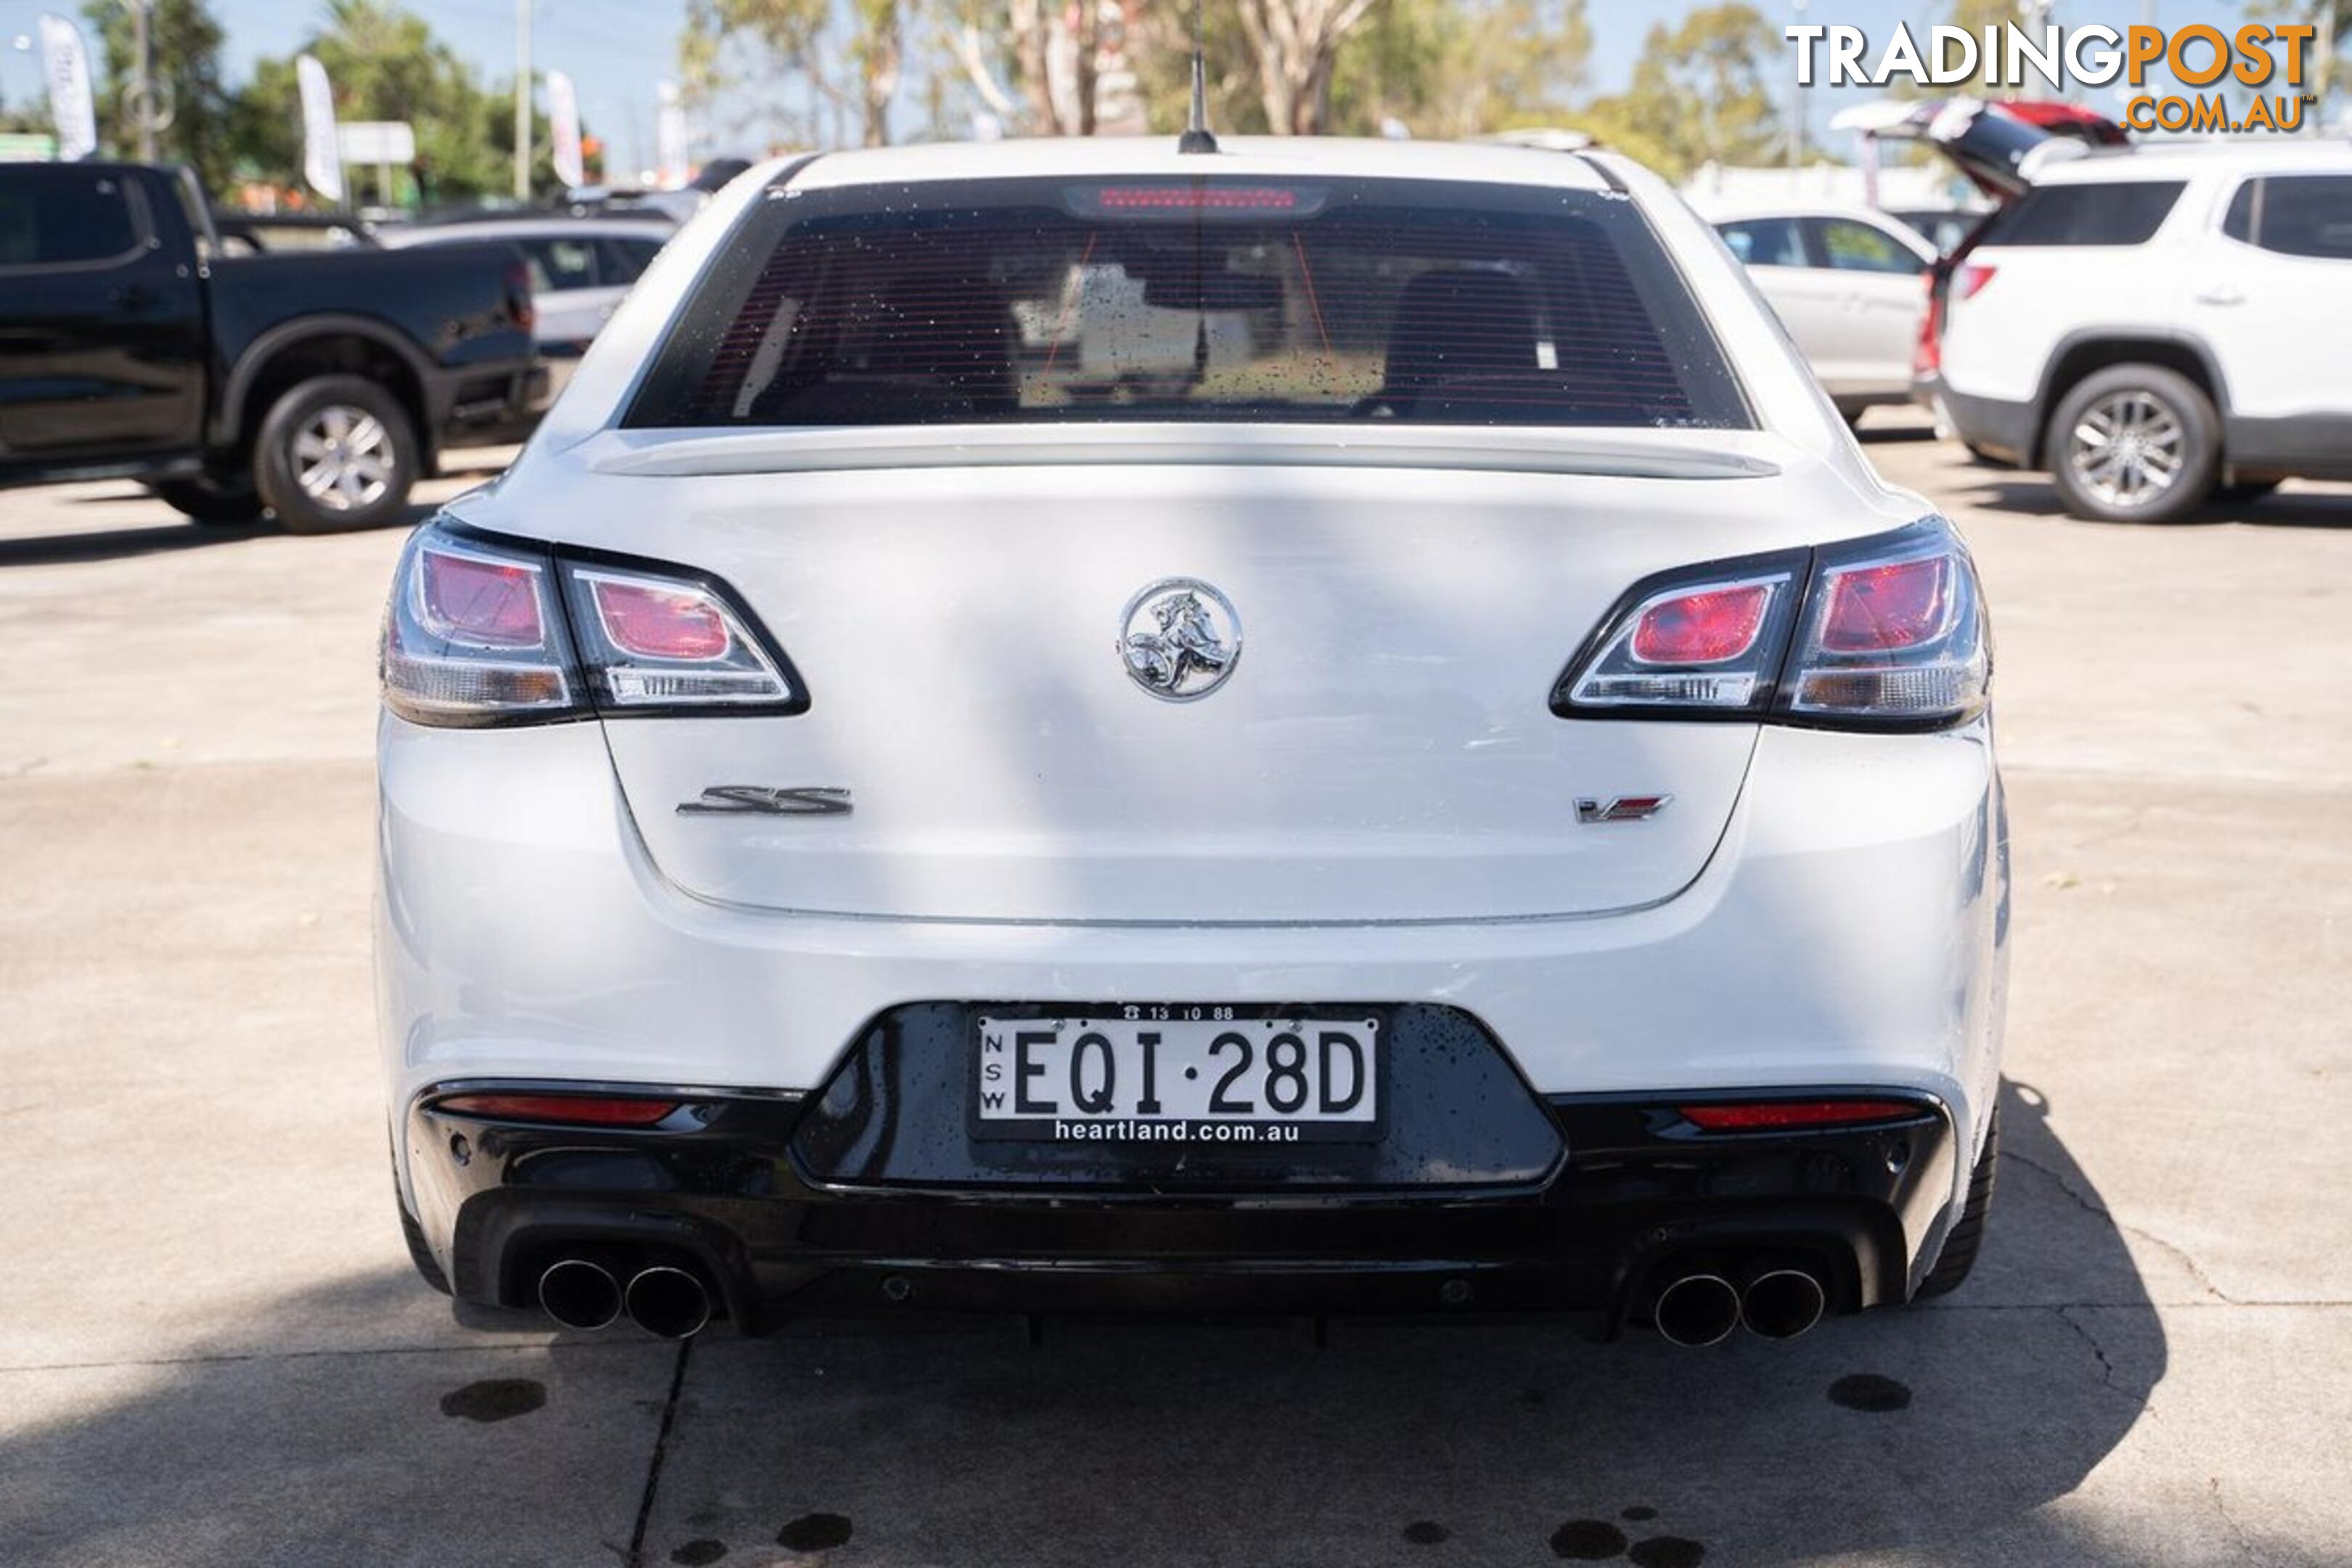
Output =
[
  {"x1": 1576, "y1": 795, "x2": 1673, "y2": 825},
  {"x1": 1119, "y1": 579, "x2": 1242, "y2": 702},
  {"x1": 678, "y1": 786, "x2": 852, "y2": 817}
]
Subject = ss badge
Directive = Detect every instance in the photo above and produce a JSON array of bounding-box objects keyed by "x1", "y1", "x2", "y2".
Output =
[
  {"x1": 678, "y1": 786, "x2": 853, "y2": 817},
  {"x1": 1575, "y1": 795, "x2": 1671, "y2": 825}
]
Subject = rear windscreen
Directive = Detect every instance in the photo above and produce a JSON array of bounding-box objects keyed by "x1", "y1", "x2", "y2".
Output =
[
  {"x1": 624, "y1": 176, "x2": 1750, "y2": 430},
  {"x1": 1977, "y1": 181, "x2": 2184, "y2": 248}
]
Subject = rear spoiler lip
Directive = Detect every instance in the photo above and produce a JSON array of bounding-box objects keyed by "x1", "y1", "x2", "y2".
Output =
[{"x1": 574, "y1": 422, "x2": 1789, "y2": 482}]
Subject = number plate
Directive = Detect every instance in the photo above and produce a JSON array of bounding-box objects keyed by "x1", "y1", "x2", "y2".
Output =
[{"x1": 972, "y1": 1008, "x2": 1383, "y2": 1144}]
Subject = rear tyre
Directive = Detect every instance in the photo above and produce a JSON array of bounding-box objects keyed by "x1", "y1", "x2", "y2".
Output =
[
  {"x1": 252, "y1": 374, "x2": 420, "y2": 535},
  {"x1": 149, "y1": 475, "x2": 264, "y2": 526},
  {"x1": 1914, "y1": 1105, "x2": 1998, "y2": 1299},
  {"x1": 2045, "y1": 364, "x2": 2218, "y2": 525}
]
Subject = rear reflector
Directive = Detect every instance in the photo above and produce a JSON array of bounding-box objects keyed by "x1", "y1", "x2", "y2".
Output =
[
  {"x1": 435, "y1": 1093, "x2": 681, "y2": 1127},
  {"x1": 1679, "y1": 1101, "x2": 1921, "y2": 1131}
]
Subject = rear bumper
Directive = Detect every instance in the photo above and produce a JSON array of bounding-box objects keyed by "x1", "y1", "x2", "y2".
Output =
[
  {"x1": 1920, "y1": 376, "x2": 2038, "y2": 466},
  {"x1": 404, "y1": 1082, "x2": 1959, "y2": 1334},
  {"x1": 377, "y1": 714, "x2": 2009, "y2": 1323}
]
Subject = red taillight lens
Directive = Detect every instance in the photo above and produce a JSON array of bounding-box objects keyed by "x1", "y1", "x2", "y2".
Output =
[
  {"x1": 564, "y1": 567, "x2": 796, "y2": 709},
  {"x1": 1555, "y1": 520, "x2": 1987, "y2": 729},
  {"x1": 1818, "y1": 556, "x2": 1953, "y2": 654},
  {"x1": 1680, "y1": 1101, "x2": 1920, "y2": 1131},
  {"x1": 420, "y1": 550, "x2": 545, "y2": 648},
  {"x1": 435, "y1": 1093, "x2": 680, "y2": 1127},
  {"x1": 592, "y1": 579, "x2": 732, "y2": 660},
  {"x1": 506, "y1": 257, "x2": 536, "y2": 332},
  {"x1": 1955, "y1": 263, "x2": 1997, "y2": 301},
  {"x1": 1914, "y1": 278, "x2": 1943, "y2": 376},
  {"x1": 1630, "y1": 584, "x2": 1771, "y2": 665}
]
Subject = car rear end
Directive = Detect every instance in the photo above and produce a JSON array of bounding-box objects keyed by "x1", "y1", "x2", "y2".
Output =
[{"x1": 375, "y1": 141, "x2": 2006, "y2": 1344}]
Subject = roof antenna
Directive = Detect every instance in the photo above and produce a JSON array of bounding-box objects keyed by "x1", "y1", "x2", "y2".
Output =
[{"x1": 1177, "y1": 0, "x2": 1218, "y2": 154}]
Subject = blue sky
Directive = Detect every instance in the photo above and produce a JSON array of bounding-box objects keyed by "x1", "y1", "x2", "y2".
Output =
[{"x1": 4, "y1": 0, "x2": 2263, "y2": 174}]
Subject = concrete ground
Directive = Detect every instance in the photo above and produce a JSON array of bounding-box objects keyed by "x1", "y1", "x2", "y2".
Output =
[{"x1": 1, "y1": 420, "x2": 2346, "y2": 1567}]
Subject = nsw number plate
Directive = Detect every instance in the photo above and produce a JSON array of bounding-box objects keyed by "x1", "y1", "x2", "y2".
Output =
[{"x1": 973, "y1": 1008, "x2": 1382, "y2": 1145}]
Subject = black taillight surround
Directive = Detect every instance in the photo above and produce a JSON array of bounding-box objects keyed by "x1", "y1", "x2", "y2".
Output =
[
  {"x1": 383, "y1": 519, "x2": 809, "y2": 728},
  {"x1": 1552, "y1": 518, "x2": 1990, "y2": 734}
]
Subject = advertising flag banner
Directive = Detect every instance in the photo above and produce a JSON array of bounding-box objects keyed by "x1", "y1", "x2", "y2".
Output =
[
  {"x1": 656, "y1": 81, "x2": 689, "y2": 189},
  {"x1": 298, "y1": 54, "x2": 345, "y2": 203},
  {"x1": 548, "y1": 70, "x2": 585, "y2": 189},
  {"x1": 36, "y1": 14, "x2": 97, "y2": 162}
]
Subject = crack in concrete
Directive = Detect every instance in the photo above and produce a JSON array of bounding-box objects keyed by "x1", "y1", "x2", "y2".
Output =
[
  {"x1": 2208, "y1": 1476, "x2": 2266, "y2": 1566},
  {"x1": 2054, "y1": 1304, "x2": 2133, "y2": 1402},
  {"x1": 625, "y1": 1339, "x2": 693, "y2": 1568},
  {"x1": 2002, "y1": 1148, "x2": 2247, "y2": 1304}
]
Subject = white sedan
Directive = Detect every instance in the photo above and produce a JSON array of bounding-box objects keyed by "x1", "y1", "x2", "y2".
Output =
[
  {"x1": 1702, "y1": 202, "x2": 1939, "y2": 425},
  {"x1": 375, "y1": 137, "x2": 2006, "y2": 1349}
]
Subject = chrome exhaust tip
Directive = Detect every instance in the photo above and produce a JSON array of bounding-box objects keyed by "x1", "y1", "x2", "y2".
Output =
[
  {"x1": 625, "y1": 1265, "x2": 713, "y2": 1340},
  {"x1": 1651, "y1": 1272, "x2": 1741, "y2": 1347},
  {"x1": 1741, "y1": 1268, "x2": 1826, "y2": 1340},
  {"x1": 537, "y1": 1258, "x2": 622, "y2": 1331}
]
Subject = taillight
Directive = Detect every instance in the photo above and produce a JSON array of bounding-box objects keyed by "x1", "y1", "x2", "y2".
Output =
[
  {"x1": 1557, "y1": 558, "x2": 1805, "y2": 716},
  {"x1": 505, "y1": 256, "x2": 536, "y2": 333},
  {"x1": 382, "y1": 533, "x2": 577, "y2": 725},
  {"x1": 1955, "y1": 263, "x2": 1997, "y2": 301},
  {"x1": 381, "y1": 521, "x2": 806, "y2": 727},
  {"x1": 1554, "y1": 519, "x2": 1989, "y2": 730},
  {"x1": 563, "y1": 566, "x2": 796, "y2": 709},
  {"x1": 1914, "y1": 272, "x2": 1943, "y2": 377}
]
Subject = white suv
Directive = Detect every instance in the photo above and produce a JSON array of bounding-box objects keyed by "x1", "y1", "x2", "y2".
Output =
[
  {"x1": 375, "y1": 138, "x2": 2006, "y2": 1348},
  {"x1": 1926, "y1": 141, "x2": 2352, "y2": 522}
]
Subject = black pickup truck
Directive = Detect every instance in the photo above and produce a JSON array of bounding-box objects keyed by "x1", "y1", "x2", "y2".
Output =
[{"x1": 1, "y1": 162, "x2": 539, "y2": 533}]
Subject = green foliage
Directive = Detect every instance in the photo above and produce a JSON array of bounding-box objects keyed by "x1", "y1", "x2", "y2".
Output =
[
  {"x1": 81, "y1": 0, "x2": 238, "y2": 187},
  {"x1": 1330, "y1": 0, "x2": 1591, "y2": 138},
  {"x1": 213, "y1": 1, "x2": 564, "y2": 207},
  {"x1": 682, "y1": 0, "x2": 906, "y2": 146},
  {"x1": 1564, "y1": 3, "x2": 1783, "y2": 181}
]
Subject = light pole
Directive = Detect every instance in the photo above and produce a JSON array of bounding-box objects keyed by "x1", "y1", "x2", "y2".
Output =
[
  {"x1": 1787, "y1": 0, "x2": 1807, "y2": 172},
  {"x1": 513, "y1": 0, "x2": 533, "y2": 200}
]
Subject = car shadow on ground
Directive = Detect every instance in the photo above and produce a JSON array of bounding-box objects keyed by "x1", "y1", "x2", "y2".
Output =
[
  {"x1": 2, "y1": 1079, "x2": 2267, "y2": 1568},
  {"x1": 0, "y1": 502, "x2": 442, "y2": 568},
  {"x1": 1946, "y1": 471, "x2": 2352, "y2": 530}
]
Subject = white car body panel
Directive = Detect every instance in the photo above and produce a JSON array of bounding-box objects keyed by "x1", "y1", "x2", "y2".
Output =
[
  {"x1": 376, "y1": 139, "x2": 2006, "y2": 1318},
  {"x1": 1696, "y1": 203, "x2": 1935, "y2": 404}
]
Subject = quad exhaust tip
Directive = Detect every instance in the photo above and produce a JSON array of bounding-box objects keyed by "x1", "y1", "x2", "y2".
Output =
[
  {"x1": 1741, "y1": 1268, "x2": 1826, "y2": 1341},
  {"x1": 625, "y1": 1265, "x2": 714, "y2": 1340},
  {"x1": 537, "y1": 1258, "x2": 623, "y2": 1332},
  {"x1": 1651, "y1": 1272, "x2": 1741, "y2": 1348}
]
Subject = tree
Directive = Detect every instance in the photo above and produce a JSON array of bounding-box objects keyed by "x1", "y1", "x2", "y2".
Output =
[
  {"x1": 83, "y1": 0, "x2": 237, "y2": 189},
  {"x1": 1566, "y1": 3, "x2": 1781, "y2": 181},
  {"x1": 1331, "y1": 0, "x2": 1591, "y2": 139},
  {"x1": 230, "y1": 1, "x2": 549, "y2": 205},
  {"x1": 1233, "y1": 0, "x2": 1379, "y2": 134},
  {"x1": 682, "y1": 0, "x2": 906, "y2": 147}
]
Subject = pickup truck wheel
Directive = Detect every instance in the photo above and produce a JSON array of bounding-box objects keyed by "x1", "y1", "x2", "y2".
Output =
[
  {"x1": 148, "y1": 475, "x2": 264, "y2": 526},
  {"x1": 2046, "y1": 364, "x2": 2218, "y2": 525},
  {"x1": 253, "y1": 375, "x2": 420, "y2": 535}
]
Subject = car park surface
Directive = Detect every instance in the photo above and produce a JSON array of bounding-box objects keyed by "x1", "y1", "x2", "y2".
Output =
[{"x1": 2, "y1": 418, "x2": 2348, "y2": 1565}]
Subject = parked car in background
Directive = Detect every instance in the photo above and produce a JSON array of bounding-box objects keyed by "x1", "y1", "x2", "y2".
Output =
[
  {"x1": 211, "y1": 211, "x2": 379, "y2": 256},
  {"x1": 1884, "y1": 207, "x2": 1987, "y2": 256},
  {"x1": 1699, "y1": 202, "x2": 1937, "y2": 425},
  {"x1": 1911, "y1": 135, "x2": 2352, "y2": 521},
  {"x1": 379, "y1": 138, "x2": 2006, "y2": 1350},
  {"x1": 0, "y1": 161, "x2": 539, "y2": 532},
  {"x1": 380, "y1": 216, "x2": 673, "y2": 391}
]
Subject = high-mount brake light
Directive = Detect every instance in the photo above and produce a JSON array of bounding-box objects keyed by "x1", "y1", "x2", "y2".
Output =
[
  {"x1": 380, "y1": 523, "x2": 807, "y2": 727},
  {"x1": 1679, "y1": 1101, "x2": 1921, "y2": 1131},
  {"x1": 1096, "y1": 186, "x2": 1299, "y2": 211},
  {"x1": 435, "y1": 1093, "x2": 681, "y2": 1127},
  {"x1": 1555, "y1": 520, "x2": 1989, "y2": 730}
]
